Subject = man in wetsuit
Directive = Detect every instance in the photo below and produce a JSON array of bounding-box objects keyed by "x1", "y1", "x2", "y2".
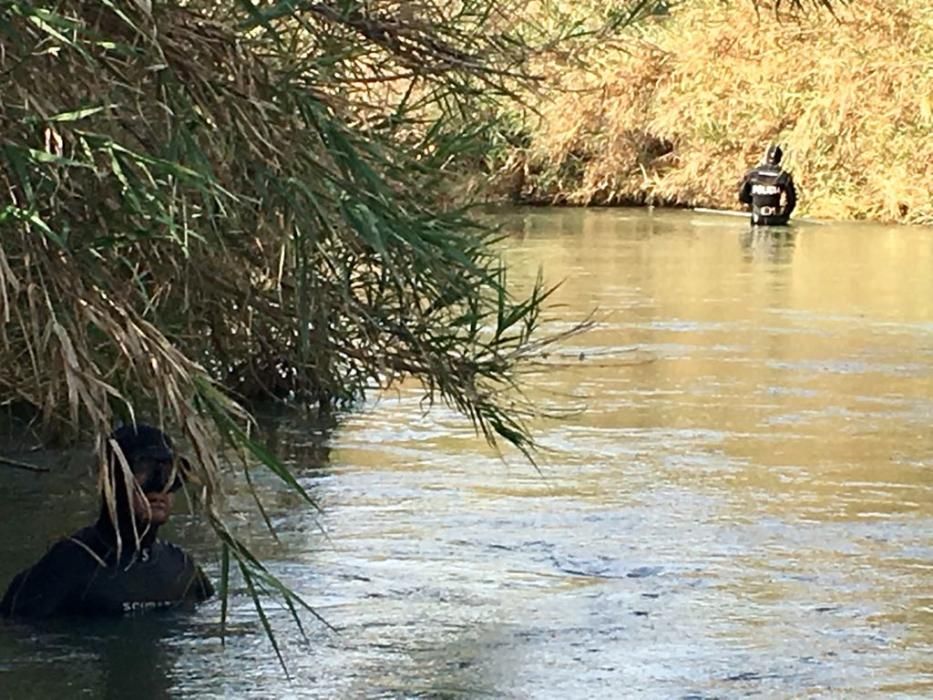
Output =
[
  {"x1": 0, "y1": 423, "x2": 213, "y2": 618},
  {"x1": 739, "y1": 144, "x2": 797, "y2": 226}
]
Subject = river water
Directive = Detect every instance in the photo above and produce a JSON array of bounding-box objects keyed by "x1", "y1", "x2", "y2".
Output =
[{"x1": 1, "y1": 209, "x2": 931, "y2": 699}]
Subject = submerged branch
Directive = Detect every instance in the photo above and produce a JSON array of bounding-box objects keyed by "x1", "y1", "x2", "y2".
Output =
[{"x1": 0, "y1": 456, "x2": 49, "y2": 473}]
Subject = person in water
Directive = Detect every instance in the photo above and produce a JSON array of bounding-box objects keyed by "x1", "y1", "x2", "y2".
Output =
[
  {"x1": 738, "y1": 144, "x2": 797, "y2": 226},
  {"x1": 0, "y1": 423, "x2": 214, "y2": 618}
]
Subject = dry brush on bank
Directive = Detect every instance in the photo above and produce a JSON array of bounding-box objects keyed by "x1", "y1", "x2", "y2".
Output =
[{"x1": 498, "y1": 0, "x2": 932, "y2": 224}]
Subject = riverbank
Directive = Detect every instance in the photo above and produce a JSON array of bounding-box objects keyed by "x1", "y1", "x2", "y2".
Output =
[{"x1": 485, "y1": 0, "x2": 932, "y2": 225}]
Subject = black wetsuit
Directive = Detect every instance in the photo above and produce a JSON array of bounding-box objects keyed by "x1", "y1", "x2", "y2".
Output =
[
  {"x1": 739, "y1": 165, "x2": 797, "y2": 226},
  {"x1": 0, "y1": 520, "x2": 213, "y2": 618}
]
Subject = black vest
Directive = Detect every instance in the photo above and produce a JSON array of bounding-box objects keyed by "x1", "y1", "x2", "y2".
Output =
[{"x1": 747, "y1": 166, "x2": 791, "y2": 224}]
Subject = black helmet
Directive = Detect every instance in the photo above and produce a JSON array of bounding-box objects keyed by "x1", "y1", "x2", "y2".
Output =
[{"x1": 764, "y1": 144, "x2": 783, "y2": 165}]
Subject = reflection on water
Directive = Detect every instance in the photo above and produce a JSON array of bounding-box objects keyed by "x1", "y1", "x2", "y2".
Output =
[
  {"x1": 1, "y1": 208, "x2": 931, "y2": 698},
  {"x1": 739, "y1": 227, "x2": 796, "y2": 264}
]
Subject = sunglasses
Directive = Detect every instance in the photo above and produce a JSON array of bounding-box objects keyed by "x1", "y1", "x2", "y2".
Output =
[{"x1": 132, "y1": 457, "x2": 184, "y2": 494}]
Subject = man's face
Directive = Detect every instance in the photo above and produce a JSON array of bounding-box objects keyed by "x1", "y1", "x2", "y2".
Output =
[{"x1": 131, "y1": 457, "x2": 178, "y2": 527}]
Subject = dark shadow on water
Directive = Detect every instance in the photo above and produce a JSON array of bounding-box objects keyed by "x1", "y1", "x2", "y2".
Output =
[
  {"x1": 0, "y1": 613, "x2": 189, "y2": 700},
  {"x1": 252, "y1": 403, "x2": 336, "y2": 476}
]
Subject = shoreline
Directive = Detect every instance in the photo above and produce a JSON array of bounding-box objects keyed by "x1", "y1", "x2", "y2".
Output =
[{"x1": 477, "y1": 198, "x2": 932, "y2": 228}]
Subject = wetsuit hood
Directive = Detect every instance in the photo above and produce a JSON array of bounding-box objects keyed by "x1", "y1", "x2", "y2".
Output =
[
  {"x1": 108, "y1": 423, "x2": 186, "y2": 492},
  {"x1": 763, "y1": 144, "x2": 783, "y2": 166},
  {"x1": 98, "y1": 423, "x2": 184, "y2": 553}
]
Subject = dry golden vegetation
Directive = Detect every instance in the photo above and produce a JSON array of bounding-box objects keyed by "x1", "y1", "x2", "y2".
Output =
[{"x1": 499, "y1": 0, "x2": 933, "y2": 224}]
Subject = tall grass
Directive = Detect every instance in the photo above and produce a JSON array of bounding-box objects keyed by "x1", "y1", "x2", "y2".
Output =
[{"x1": 497, "y1": 0, "x2": 932, "y2": 224}]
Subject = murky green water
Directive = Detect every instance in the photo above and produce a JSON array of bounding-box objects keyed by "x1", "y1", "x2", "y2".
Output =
[{"x1": 1, "y1": 209, "x2": 931, "y2": 699}]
